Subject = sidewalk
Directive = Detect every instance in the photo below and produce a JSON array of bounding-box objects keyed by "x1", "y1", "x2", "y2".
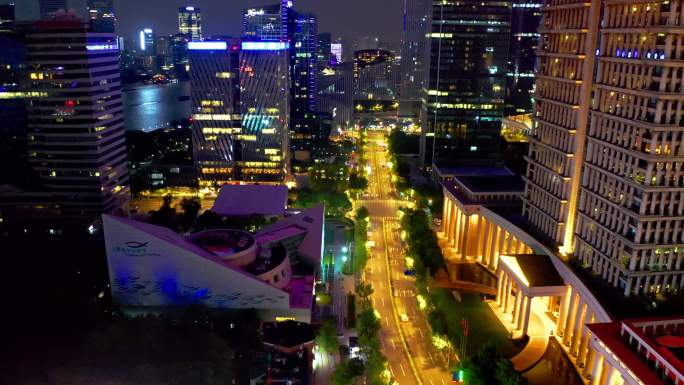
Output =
[{"x1": 487, "y1": 301, "x2": 549, "y2": 372}]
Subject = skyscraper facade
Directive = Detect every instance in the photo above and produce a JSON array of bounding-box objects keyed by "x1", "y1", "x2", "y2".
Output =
[
  {"x1": 239, "y1": 1, "x2": 291, "y2": 182},
  {"x1": 139, "y1": 28, "x2": 154, "y2": 51},
  {"x1": 574, "y1": 0, "x2": 684, "y2": 296},
  {"x1": 353, "y1": 49, "x2": 397, "y2": 100},
  {"x1": 178, "y1": 6, "x2": 202, "y2": 42},
  {"x1": 188, "y1": 40, "x2": 240, "y2": 185},
  {"x1": 39, "y1": 0, "x2": 67, "y2": 19},
  {"x1": 316, "y1": 32, "x2": 331, "y2": 67},
  {"x1": 420, "y1": 0, "x2": 511, "y2": 168},
  {"x1": 291, "y1": 13, "x2": 317, "y2": 116},
  {"x1": 505, "y1": 1, "x2": 540, "y2": 115},
  {"x1": 25, "y1": 18, "x2": 129, "y2": 217},
  {"x1": 399, "y1": 0, "x2": 430, "y2": 101}
]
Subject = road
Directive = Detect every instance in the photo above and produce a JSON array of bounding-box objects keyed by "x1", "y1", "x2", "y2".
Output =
[{"x1": 356, "y1": 131, "x2": 451, "y2": 385}]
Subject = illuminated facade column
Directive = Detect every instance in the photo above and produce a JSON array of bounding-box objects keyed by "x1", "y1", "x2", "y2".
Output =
[
  {"x1": 498, "y1": 229, "x2": 507, "y2": 258},
  {"x1": 452, "y1": 207, "x2": 461, "y2": 248},
  {"x1": 503, "y1": 276, "x2": 513, "y2": 313},
  {"x1": 476, "y1": 216, "x2": 486, "y2": 262},
  {"x1": 571, "y1": 302, "x2": 587, "y2": 354},
  {"x1": 442, "y1": 195, "x2": 450, "y2": 235},
  {"x1": 512, "y1": 288, "x2": 522, "y2": 325},
  {"x1": 460, "y1": 214, "x2": 470, "y2": 259},
  {"x1": 497, "y1": 270, "x2": 505, "y2": 305},
  {"x1": 577, "y1": 321, "x2": 593, "y2": 366},
  {"x1": 603, "y1": 366, "x2": 619, "y2": 385},
  {"x1": 556, "y1": 287, "x2": 571, "y2": 335},
  {"x1": 485, "y1": 222, "x2": 495, "y2": 267},
  {"x1": 563, "y1": 292, "x2": 579, "y2": 346},
  {"x1": 582, "y1": 347, "x2": 596, "y2": 378},
  {"x1": 505, "y1": 234, "x2": 514, "y2": 255},
  {"x1": 447, "y1": 201, "x2": 456, "y2": 244},
  {"x1": 590, "y1": 354, "x2": 604, "y2": 385},
  {"x1": 516, "y1": 239, "x2": 525, "y2": 254},
  {"x1": 521, "y1": 296, "x2": 532, "y2": 335}
]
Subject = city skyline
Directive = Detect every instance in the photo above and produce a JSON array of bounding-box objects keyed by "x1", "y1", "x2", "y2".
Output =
[{"x1": 9, "y1": 0, "x2": 404, "y2": 46}]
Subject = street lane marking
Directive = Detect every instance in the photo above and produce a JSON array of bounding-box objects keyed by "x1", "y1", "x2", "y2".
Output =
[
  {"x1": 400, "y1": 363, "x2": 406, "y2": 376},
  {"x1": 430, "y1": 379, "x2": 435, "y2": 385},
  {"x1": 381, "y1": 297, "x2": 385, "y2": 307},
  {"x1": 391, "y1": 339, "x2": 396, "y2": 350},
  {"x1": 441, "y1": 378, "x2": 447, "y2": 385},
  {"x1": 418, "y1": 328, "x2": 423, "y2": 337}
]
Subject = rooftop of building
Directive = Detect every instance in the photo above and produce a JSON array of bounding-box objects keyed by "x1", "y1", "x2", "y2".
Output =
[
  {"x1": 500, "y1": 254, "x2": 565, "y2": 288},
  {"x1": 434, "y1": 165, "x2": 514, "y2": 178},
  {"x1": 258, "y1": 205, "x2": 325, "y2": 265},
  {"x1": 186, "y1": 228, "x2": 255, "y2": 258},
  {"x1": 242, "y1": 243, "x2": 287, "y2": 276},
  {"x1": 588, "y1": 317, "x2": 684, "y2": 385},
  {"x1": 457, "y1": 175, "x2": 525, "y2": 194},
  {"x1": 212, "y1": 184, "x2": 288, "y2": 217},
  {"x1": 262, "y1": 320, "x2": 316, "y2": 348}
]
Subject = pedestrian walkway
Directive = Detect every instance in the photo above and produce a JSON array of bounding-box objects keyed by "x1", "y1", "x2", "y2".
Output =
[{"x1": 487, "y1": 301, "x2": 550, "y2": 372}]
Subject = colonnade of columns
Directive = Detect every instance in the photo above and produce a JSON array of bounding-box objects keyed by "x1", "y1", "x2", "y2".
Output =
[
  {"x1": 496, "y1": 270, "x2": 533, "y2": 336},
  {"x1": 441, "y1": 197, "x2": 533, "y2": 266}
]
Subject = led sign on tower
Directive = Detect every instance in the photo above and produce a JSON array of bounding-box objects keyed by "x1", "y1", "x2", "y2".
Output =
[
  {"x1": 241, "y1": 41, "x2": 289, "y2": 51},
  {"x1": 188, "y1": 41, "x2": 228, "y2": 50},
  {"x1": 139, "y1": 30, "x2": 145, "y2": 50},
  {"x1": 185, "y1": 6, "x2": 195, "y2": 11},
  {"x1": 247, "y1": 8, "x2": 265, "y2": 16}
]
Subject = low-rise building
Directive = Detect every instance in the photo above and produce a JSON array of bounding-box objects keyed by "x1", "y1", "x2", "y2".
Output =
[{"x1": 102, "y1": 204, "x2": 324, "y2": 322}]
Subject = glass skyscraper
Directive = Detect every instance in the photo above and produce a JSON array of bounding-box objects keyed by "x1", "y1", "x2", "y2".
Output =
[
  {"x1": 178, "y1": 6, "x2": 202, "y2": 41},
  {"x1": 188, "y1": 40, "x2": 240, "y2": 185},
  {"x1": 239, "y1": 1, "x2": 291, "y2": 182},
  {"x1": 420, "y1": 0, "x2": 511, "y2": 169}
]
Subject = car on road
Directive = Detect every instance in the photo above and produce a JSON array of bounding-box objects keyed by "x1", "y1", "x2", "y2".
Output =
[
  {"x1": 393, "y1": 289, "x2": 399, "y2": 297},
  {"x1": 404, "y1": 269, "x2": 416, "y2": 276},
  {"x1": 400, "y1": 313, "x2": 409, "y2": 322}
]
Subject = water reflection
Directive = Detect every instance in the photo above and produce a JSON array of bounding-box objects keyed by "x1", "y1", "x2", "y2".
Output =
[{"x1": 123, "y1": 82, "x2": 191, "y2": 132}]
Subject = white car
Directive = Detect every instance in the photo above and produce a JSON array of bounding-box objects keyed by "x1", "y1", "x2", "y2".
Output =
[{"x1": 400, "y1": 313, "x2": 409, "y2": 322}]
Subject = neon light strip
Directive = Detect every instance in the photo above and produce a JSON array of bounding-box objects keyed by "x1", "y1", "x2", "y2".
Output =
[
  {"x1": 188, "y1": 41, "x2": 228, "y2": 50},
  {"x1": 241, "y1": 41, "x2": 289, "y2": 51}
]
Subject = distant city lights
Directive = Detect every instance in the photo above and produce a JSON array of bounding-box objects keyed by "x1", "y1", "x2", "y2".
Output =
[{"x1": 241, "y1": 41, "x2": 290, "y2": 51}]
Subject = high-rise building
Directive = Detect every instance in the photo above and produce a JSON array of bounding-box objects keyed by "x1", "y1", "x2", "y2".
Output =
[
  {"x1": 24, "y1": 17, "x2": 129, "y2": 217},
  {"x1": 353, "y1": 49, "x2": 397, "y2": 101},
  {"x1": 188, "y1": 40, "x2": 240, "y2": 185},
  {"x1": 39, "y1": 0, "x2": 67, "y2": 19},
  {"x1": 178, "y1": 6, "x2": 202, "y2": 41},
  {"x1": 330, "y1": 41, "x2": 342, "y2": 65},
  {"x1": 171, "y1": 33, "x2": 190, "y2": 79},
  {"x1": 87, "y1": 0, "x2": 115, "y2": 32},
  {"x1": 573, "y1": 0, "x2": 684, "y2": 297},
  {"x1": 505, "y1": 1, "x2": 540, "y2": 115},
  {"x1": 0, "y1": 3, "x2": 15, "y2": 28},
  {"x1": 316, "y1": 32, "x2": 331, "y2": 67},
  {"x1": 240, "y1": 2, "x2": 291, "y2": 182},
  {"x1": 139, "y1": 28, "x2": 154, "y2": 51},
  {"x1": 399, "y1": 0, "x2": 430, "y2": 101},
  {"x1": 155, "y1": 35, "x2": 173, "y2": 71},
  {"x1": 420, "y1": 0, "x2": 511, "y2": 168},
  {"x1": 291, "y1": 14, "x2": 317, "y2": 116},
  {"x1": 242, "y1": 4, "x2": 286, "y2": 42},
  {"x1": 316, "y1": 62, "x2": 353, "y2": 132}
]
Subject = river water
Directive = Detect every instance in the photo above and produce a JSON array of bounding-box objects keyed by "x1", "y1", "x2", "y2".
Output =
[{"x1": 122, "y1": 81, "x2": 192, "y2": 132}]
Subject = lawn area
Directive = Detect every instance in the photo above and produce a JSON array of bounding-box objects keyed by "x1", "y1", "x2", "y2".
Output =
[{"x1": 429, "y1": 288, "x2": 521, "y2": 359}]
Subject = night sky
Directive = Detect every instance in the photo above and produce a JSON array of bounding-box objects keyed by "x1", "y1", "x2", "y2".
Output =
[{"x1": 11, "y1": 0, "x2": 404, "y2": 47}]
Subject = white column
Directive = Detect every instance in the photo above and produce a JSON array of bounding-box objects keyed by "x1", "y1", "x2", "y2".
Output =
[
  {"x1": 563, "y1": 292, "x2": 579, "y2": 346},
  {"x1": 590, "y1": 354, "x2": 604, "y2": 385},
  {"x1": 557, "y1": 287, "x2": 571, "y2": 336},
  {"x1": 497, "y1": 270, "x2": 505, "y2": 305},
  {"x1": 522, "y1": 296, "x2": 532, "y2": 336},
  {"x1": 442, "y1": 195, "x2": 449, "y2": 235},
  {"x1": 460, "y1": 214, "x2": 470, "y2": 260},
  {"x1": 513, "y1": 289, "x2": 522, "y2": 326},
  {"x1": 572, "y1": 302, "x2": 587, "y2": 354},
  {"x1": 503, "y1": 275, "x2": 512, "y2": 312},
  {"x1": 624, "y1": 277, "x2": 633, "y2": 297}
]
